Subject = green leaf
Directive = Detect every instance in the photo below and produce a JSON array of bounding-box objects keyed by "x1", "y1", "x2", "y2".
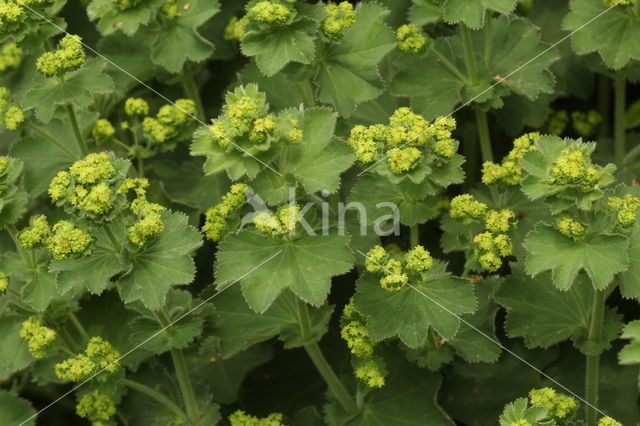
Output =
[
  {"x1": 441, "y1": 0, "x2": 517, "y2": 29},
  {"x1": 619, "y1": 320, "x2": 640, "y2": 365},
  {"x1": 241, "y1": 18, "x2": 317, "y2": 77},
  {"x1": 150, "y1": 0, "x2": 219, "y2": 73},
  {"x1": 212, "y1": 286, "x2": 333, "y2": 358},
  {"x1": 619, "y1": 220, "x2": 640, "y2": 299},
  {"x1": 354, "y1": 262, "x2": 477, "y2": 348},
  {"x1": 498, "y1": 398, "x2": 547, "y2": 426},
  {"x1": 88, "y1": 0, "x2": 164, "y2": 35},
  {"x1": 118, "y1": 212, "x2": 202, "y2": 309},
  {"x1": 409, "y1": 0, "x2": 442, "y2": 25},
  {"x1": 215, "y1": 230, "x2": 353, "y2": 313},
  {"x1": 0, "y1": 316, "x2": 33, "y2": 373},
  {"x1": 49, "y1": 223, "x2": 128, "y2": 295},
  {"x1": 524, "y1": 224, "x2": 629, "y2": 290},
  {"x1": 315, "y1": 2, "x2": 396, "y2": 116},
  {"x1": 0, "y1": 391, "x2": 36, "y2": 426},
  {"x1": 563, "y1": 0, "x2": 640, "y2": 70},
  {"x1": 22, "y1": 59, "x2": 115, "y2": 123},
  {"x1": 22, "y1": 269, "x2": 58, "y2": 312}
]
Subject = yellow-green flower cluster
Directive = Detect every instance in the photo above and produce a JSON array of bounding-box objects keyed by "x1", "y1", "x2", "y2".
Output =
[
  {"x1": 19, "y1": 316, "x2": 56, "y2": 359},
  {"x1": 91, "y1": 119, "x2": 115, "y2": 142},
  {"x1": 18, "y1": 215, "x2": 50, "y2": 248},
  {"x1": 202, "y1": 184, "x2": 248, "y2": 241},
  {"x1": 354, "y1": 357, "x2": 386, "y2": 388},
  {"x1": 322, "y1": 1, "x2": 355, "y2": 39},
  {"x1": 473, "y1": 232, "x2": 512, "y2": 272},
  {"x1": 347, "y1": 108, "x2": 456, "y2": 174},
  {"x1": 608, "y1": 194, "x2": 640, "y2": 227},
  {"x1": 396, "y1": 24, "x2": 428, "y2": 53},
  {"x1": 162, "y1": 0, "x2": 180, "y2": 18},
  {"x1": 247, "y1": 1, "x2": 292, "y2": 26},
  {"x1": 0, "y1": 42, "x2": 21, "y2": 72},
  {"x1": 47, "y1": 221, "x2": 93, "y2": 260},
  {"x1": 124, "y1": 97, "x2": 149, "y2": 116},
  {"x1": 128, "y1": 197, "x2": 165, "y2": 247},
  {"x1": 0, "y1": 271, "x2": 7, "y2": 292},
  {"x1": 572, "y1": 110, "x2": 602, "y2": 137},
  {"x1": 224, "y1": 16, "x2": 248, "y2": 40},
  {"x1": 547, "y1": 110, "x2": 569, "y2": 136},
  {"x1": 36, "y1": 34, "x2": 86, "y2": 77},
  {"x1": 598, "y1": 417, "x2": 622, "y2": 426},
  {"x1": 0, "y1": 1, "x2": 24, "y2": 29},
  {"x1": 481, "y1": 132, "x2": 540, "y2": 185},
  {"x1": 555, "y1": 214, "x2": 586, "y2": 240},
  {"x1": 55, "y1": 337, "x2": 121, "y2": 382},
  {"x1": 604, "y1": 0, "x2": 635, "y2": 6},
  {"x1": 550, "y1": 147, "x2": 602, "y2": 191},
  {"x1": 49, "y1": 152, "x2": 122, "y2": 219},
  {"x1": 340, "y1": 298, "x2": 376, "y2": 358},
  {"x1": 142, "y1": 99, "x2": 196, "y2": 146},
  {"x1": 228, "y1": 410, "x2": 284, "y2": 426},
  {"x1": 76, "y1": 390, "x2": 117, "y2": 426},
  {"x1": 253, "y1": 204, "x2": 301, "y2": 237},
  {"x1": 529, "y1": 388, "x2": 577, "y2": 420},
  {"x1": 364, "y1": 245, "x2": 434, "y2": 291},
  {"x1": 484, "y1": 209, "x2": 516, "y2": 233},
  {"x1": 449, "y1": 194, "x2": 488, "y2": 221},
  {"x1": 0, "y1": 87, "x2": 24, "y2": 130}
]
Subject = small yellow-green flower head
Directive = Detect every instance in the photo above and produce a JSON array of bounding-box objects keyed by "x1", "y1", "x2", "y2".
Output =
[
  {"x1": 551, "y1": 148, "x2": 586, "y2": 183},
  {"x1": 162, "y1": 0, "x2": 180, "y2": 18},
  {"x1": 224, "y1": 15, "x2": 248, "y2": 41},
  {"x1": 253, "y1": 204, "x2": 301, "y2": 237},
  {"x1": 124, "y1": 97, "x2": 149, "y2": 116},
  {"x1": 36, "y1": 34, "x2": 86, "y2": 77},
  {"x1": 1, "y1": 105, "x2": 24, "y2": 130},
  {"x1": 0, "y1": 272, "x2": 7, "y2": 292},
  {"x1": 396, "y1": 24, "x2": 429, "y2": 53},
  {"x1": 508, "y1": 132, "x2": 540, "y2": 161},
  {"x1": 529, "y1": 387, "x2": 578, "y2": 419},
  {"x1": 158, "y1": 99, "x2": 196, "y2": 126},
  {"x1": 387, "y1": 147, "x2": 422, "y2": 174},
  {"x1": 608, "y1": 194, "x2": 640, "y2": 227},
  {"x1": 354, "y1": 358, "x2": 386, "y2": 388},
  {"x1": 433, "y1": 138, "x2": 456, "y2": 158},
  {"x1": 348, "y1": 125, "x2": 378, "y2": 164},
  {"x1": 547, "y1": 110, "x2": 569, "y2": 136},
  {"x1": 450, "y1": 194, "x2": 488, "y2": 220},
  {"x1": 277, "y1": 204, "x2": 300, "y2": 234},
  {"x1": 117, "y1": 177, "x2": 149, "y2": 196},
  {"x1": 0, "y1": 42, "x2": 21, "y2": 72},
  {"x1": 493, "y1": 234, "x2": 512, "y2": 257},
  {"x1": 49, "y1": 171, "x2": 71, "y2": 201},
  {"x1": 555, "y1": 214, "x2": 586, "y2": 240},
  {"x1": 91, "y1": 119, "x2": 115, "y2": 142},
  {"x1": 142, "y1": 117, "x2": 172, "y2": 144},
  {"x1": 473, "y1": 232, "x2": 495, "y2": 252},
  {"x1": 76, "y1": 390, "x2": 116, "y2": 425},
  {"x1": 365, "y1": 245, "x2": 387, "y2": 273},
  {"x1": 19, "y1": 316, "x2": 56, "y2": 359},
  {"x1": 128, "y1": 211, "x2": 164, "y2": 246},
  {"x1": 55, "y1": 337, "x2": 121, "y2": 382},
  {"x1": 228, "y1": 410, "x2": 285, "y2": 426},
  {"x1": 323, "y1": 1, "x2": 356, "y2": 39},
  {"x1": 484, "y1": 209, "x2": 516, "y2": 233},
  {"x1": 225, "y1": 95, "x2": 264, "y2": 134},
  {"x1": 405, "y1": 245, "x2": 433, "y2": 272},
  {"x1": 604, "y1": 0, "x2": 636, "y2": 6},
  {"x1": 482, "y1": 160, "x2": 524, "y2": 186},
  {"x1": 46, "y1": 220, "x2": 93, "y2": 260},
  {"x1": 388, "y1": 107, "x2": 429, "y2": 146},
  {"x1": 341, "y1": 321, "x2": 376, "y2": 358},
  {"x1": 70, "y1": 152, "x2": 116, "y2": 185},
  {"x1": 0, "y1": 2, "x2": 24, "y2": 28},
  {"x1": 202, "y1": 184, "x2": 249, "y2": 242},
  {"x1": 249, "y1": 115, "x2": 276, "y2": 143},
  {"x1": 247, "y1": 1, "x2": 292, "y2": 26},
  {"x1": 572, "y1": 110, "x2": 602, "y2": 137},
  {"x1": 509, "y1": 421, "x2": 531, "y2": 426},
  {"x1": 478, "y1": 252, "x2": 502, "y2": 272},
  {"x1": 379, "y1": 259, "x2": 408, "y2": 291},
  {"x1": 73, "y1": 182, "x2": 115, "y2": 215},
  {"x1": 18, "y1": 215, "x2": 51, "y2": 249},
  {"x1": 598, "y1": 417, "x2": 623, "y2": 426},
  {"x1": 253, "y1": 211, "x2": 283, "y2": 237}
]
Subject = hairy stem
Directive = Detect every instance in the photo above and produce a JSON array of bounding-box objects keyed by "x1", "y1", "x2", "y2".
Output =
[
  {"x1": 597, "y1": 75, "x2": 611, "y2": 139},
  {"x1": 614, "y1": 77, "x2": 626, "y2": 166},
  {"x1": 409, "y1": 225, "x2": 419, "y2": 247},
  {"x1": 65, "y1": 104, "x2": 89, "y2": 157},
  {"x1": 474, "y1": 108, "x2": 493, "y2": 162},
  {"x1": 122, "y1": 379, "x2": 189, "y2": 422},
  {"x1": 291, "y1": 295, "x2": 358, "y2": 415},
  {"x1": 68, "y1": 312, "x2": 89, "y2": 342},
  {"x1": 27, "y1": 123, "x2": 79, "y2": 160},
  {"x1": 585, "y1": 289, "x2": 606, "y2": 426},
  {"x1": 460, "y1": 24, "x2": 478, "y2": 84},
  {"x1": 182, "y1": 73, "x2": 205, "y2": 121}
]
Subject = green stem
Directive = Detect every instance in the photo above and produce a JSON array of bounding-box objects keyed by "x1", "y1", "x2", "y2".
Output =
[
  {"x1": 157, "y1": 309, "x2": 199, "y2": 423},
  {"x1": 7, "y1": 225, "x2": 35, "y2": 269},
  {"x1": 103, "y1": 224, "x2": 121, "y2": 253},
  {"x1": 597, "y1": 75, "x2": 611, "y2": 139},
  {"x1": 65, "y1": 104, "x2": 89, "y2": 157},
  {"x1": 68, "y1": 312, "x2": 89, "y2": 342},
  {"x1": 292, "y1": 295, "x2": 358, "y2": 415},
  {"x1": 614, "y1": 77, "x2": 626, "y2": 166},
  {"x1": 409, "y1": 225, "x2": 419, "y2": 247},
  {"x1": 474, "y1": 108, "x2": 493, "y2": 162},
  {"x1": 585, "y1": 289, "x2": 606, "y2": 426},
  {"x1": 27, "y1": 123, "x2": 79, "y2": 160},
  {"x1": 122, "y1": 379, "x2": 189, "y2": 422},
  {"x1": 182, "y1": 73, "x2": 205, "y2": 121},
  {"x1": 430, "y1": 48, "x2": 471, "y2": 85},
  {"x1": 460, "y1": 24, "x2": 478, "y2": 84}
]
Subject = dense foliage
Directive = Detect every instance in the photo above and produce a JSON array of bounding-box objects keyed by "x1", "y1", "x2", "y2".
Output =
[{"x1": 0, "y1": 0, "x2": 639, "y2": 425}]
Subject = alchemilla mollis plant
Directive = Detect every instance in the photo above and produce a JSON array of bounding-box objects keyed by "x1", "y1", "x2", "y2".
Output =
[{"x1": 0, "y1": 0, "x2": 639, "y2": 425}]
